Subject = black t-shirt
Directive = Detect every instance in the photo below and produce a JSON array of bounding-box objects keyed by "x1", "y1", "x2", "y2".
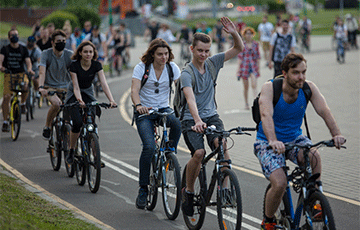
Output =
[
  {"x1": 148, "y1": 24, "x2": 159, "y2": 40},
  {"x1": 180, "y1": 28, "x2": 190, "y2": 41},
  {"x1": 36, "y1": 38, "x2": 52, "y2": 51},
  {"x1": 69, "y1": 60, "x2": 102, "y2": 89},
  {"x1": 0, "y1": 44, "x2": 29, "y2": 73}
]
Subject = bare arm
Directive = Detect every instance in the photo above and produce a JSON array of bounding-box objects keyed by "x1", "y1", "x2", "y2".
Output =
[
  {"x1": 38, "y1": 65, "x2": 48, "y2": 96},
  {"x1": 25, "y1": 57, "x2": 34, "y2": 75},
  {"x1": 70, "y1": 71, "x2": 84, "y2": 106},
  {"x1": 98, "y1": 69, "x2": 116, "y2": 107},
  {"x1": 222, "y1": 17, "x2": 244, "y2": 62},
  {"x1": 130, "y1": 78, "x2": 151, "y2": 114},
  {"x1": 268, "y1": 45, "x2": 274, "y2": 69},
  {"x1": 183, "y1": 86, "x2": 206, "y2": 133},
  {"x1": 0, "y1": 54, "x2": 5, "y2": 71}
]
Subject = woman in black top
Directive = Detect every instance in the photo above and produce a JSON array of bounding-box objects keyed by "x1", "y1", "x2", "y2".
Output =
[{"x1": 65, "y1": 41, "x2": 117, "y2": 165}]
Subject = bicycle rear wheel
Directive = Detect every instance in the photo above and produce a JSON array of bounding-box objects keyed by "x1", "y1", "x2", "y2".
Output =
[
  {"x1": 147, "y1": 152, "x2": 159, "y2": 211},
  {"x1": 48, "y1": 123, "x2": 61, "y2": 171},
  {"x1": 63, "y1": 124, "x2": 74, "y2": 177},
  {"x1": 75, "y1": 138, "x2": 86, "y2": 185},
  {"x1": 217, "y1": 168, "x2": 242, "y2": 230},
  {"x1": 161, "y1": 152, "x2": 181, "y2": 220},
  {"x1": 87, "y1": 133, "x2": 101, "y2": 193},
  {"x1": 304, "y1": 190, "x2": 336, "y2": 230},
  {"x1": 182, "y1": 164, "x2": 206, "y2": 230},
  {"x1": 10, "y1": 101, "x2": 21, "y2": 141}
]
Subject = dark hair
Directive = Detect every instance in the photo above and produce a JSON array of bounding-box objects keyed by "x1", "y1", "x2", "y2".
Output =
[
  {"x1": 141, "y1": 38, "x2": 174, "y2": 65},
  {"x1": 71, "y1": 41, "x2": 98, "y2": 61},
  {"x1": 51, "y1": 29, "x2": 66, "y2": 41},
  {"x1": 8, "y1": 29, "x2": 18, "y2": 38},
  {"x1": 192, "y1": 32, "x2": 212, "y2": 47},
  {"x1": 282, "y1": 19, "x2": 289, "y2": 24},
  {"x1": 281, "y1": 53, "x2": 307, "y2": 73}
]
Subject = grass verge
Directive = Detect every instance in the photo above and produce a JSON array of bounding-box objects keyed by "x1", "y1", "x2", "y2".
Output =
[{"x1": 0, "y1": 171, "x2": 100, "y2": 230}]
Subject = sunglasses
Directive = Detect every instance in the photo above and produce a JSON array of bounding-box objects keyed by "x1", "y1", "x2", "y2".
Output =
[{"x1": 154, "y1": 82, "x2": 159, "y2": 93}]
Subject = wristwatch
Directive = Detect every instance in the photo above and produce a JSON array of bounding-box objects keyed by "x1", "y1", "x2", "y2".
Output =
[
  {"x1": 39, "y1": 86, "x2": 44, "y2": 89},
  {"x1": 135, "y1": 103, "x2": 142, "y2": 107}
]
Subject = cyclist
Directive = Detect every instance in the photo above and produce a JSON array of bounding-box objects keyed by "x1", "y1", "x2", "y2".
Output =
[
  {"x1": 119, "y1": 23, "x2": 132, "y2": 68},
  {"x1": 38, "y1": 29, "x2": 73, "y2": 140},
  {"x1": 176, "y1": 23, "x2": 193, "y2": 62},
  {"x1": 25, "y1": 36, "x2": 42, "y2": 97},
  {"x1": 64, "y1": 41, "x2": 117, "y2": 165},
  {"x1": 180, "y1": 17, "x2": 244, "y2": 217},
  {"x1": 36, "y1": 27, "x2": 52, "y2": 51},
  {"x1": 213, "y1": 19, "x2": 226, "y2": 53},
  {"x1": 0, "y1": 29, "x2": 34, "y2": 132},
  {"x1": 254, "y1": 53, "x2": 346, "y2": 230},
  {"x1": 334, "y1": 17, "x2": 348, "y2": 63},
  {"x1": 297, "y1": 16, "x2": 312, "y2": 51},
  {"x1": 106, "y1": 27, "x2": 125, "y2": 75},
  {"x1": 84, "y1": 25, "x2": 107, "y2": 65},
  {"x1": 130, "y1": 38, "x2": 181, "y2": 210}
]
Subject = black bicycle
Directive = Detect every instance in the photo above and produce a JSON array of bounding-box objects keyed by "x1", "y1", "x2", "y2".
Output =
[
  {"x1": 64, "y1": 101, "x2": 115, "y2": 193},
  {"x1": 139, "y1": 109, "x2": 182, "y2": 220},
  {"x1": 25, "y1": 75, "x2": 36, "y2": 121},
  {"x1": 263, "y1": 140, "x2": 346, "y2": 230},
  {"x1": 181, "y1": 126, "x2": 256, "y2": 230}
]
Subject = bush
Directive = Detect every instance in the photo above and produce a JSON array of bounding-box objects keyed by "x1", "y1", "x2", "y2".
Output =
[
  {"x1": 63, "y1": 6, "x2": 101, "y2": 28},
  {"x1": 41, "y1": 11, "x2": 80, "y2": 30},
  {"x1": 268, "y1": 2, "x2": 286, "y2": 14}
]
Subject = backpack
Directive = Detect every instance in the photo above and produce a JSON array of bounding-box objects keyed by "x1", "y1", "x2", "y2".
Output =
[
  {"x1": 251, "y1": 77, "x2": 312, "y2": 138},
  {"x1": 173, "y1": 59, "x2": 217, "y2": 120}
]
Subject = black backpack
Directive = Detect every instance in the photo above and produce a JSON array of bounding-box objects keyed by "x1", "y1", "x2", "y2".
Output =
[{"x1": 251, "y1": 77, "x2": 312, "y2": 138}]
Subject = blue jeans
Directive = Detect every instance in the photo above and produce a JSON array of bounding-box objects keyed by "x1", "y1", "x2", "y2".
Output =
[
  {"x1": 337, "y1": 38, "x2": 345, "y2": 58},
  {"x1": 135, "y1": 107, "x2": 181, "y2": 186}
]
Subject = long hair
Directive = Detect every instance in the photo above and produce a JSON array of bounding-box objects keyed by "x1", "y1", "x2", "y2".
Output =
[
  {"x1": 71, "y1": 41, "x2": 98, "y2": 61},
  {"x1": 141, "y1": 38, "x2": 174, "y2": 65}
]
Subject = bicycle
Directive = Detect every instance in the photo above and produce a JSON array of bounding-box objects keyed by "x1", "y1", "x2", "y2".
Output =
[
  {"x1": 262, "y1": 140, "x2": 346, "y2": 230},
  {"x1": 300, "y1": 30, "x2": 310, "y2": 53},
  {"x1": 25, "y1": 75, "x2": 36, "y2": 121},
  {"x1": 179, "y1": 39, "x2": 191, "y2": 66},
  {"x1": 139, "y1": 109, "x2": 182, "y2": 220},
  {"x1": 47, "y1": 91, "x2": 74, "y2": 177},
  {"x1": 64, "y1": 101, "x2": 115, "y2": 193},
  {"x1": 181, "y1": 126, "x2": 256, "y2": 230}
]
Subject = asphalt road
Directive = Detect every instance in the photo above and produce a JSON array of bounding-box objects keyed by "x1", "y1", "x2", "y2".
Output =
[{"x1": 0, "y1": 37, "x2": 359, "y2": 229}]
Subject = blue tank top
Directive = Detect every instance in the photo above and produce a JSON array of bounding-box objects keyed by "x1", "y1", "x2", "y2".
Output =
[{"x1": 256, "y1": 89, "x2": 307, "y2": 142}]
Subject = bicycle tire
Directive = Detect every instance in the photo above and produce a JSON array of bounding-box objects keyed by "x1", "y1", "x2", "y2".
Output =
[
  {"x1": 29, "y1": 91, "x2": 35, "y2": 119},
  {"x1": 10, "y1": 101, "x2": 21, "y2": 141},
  {"x1": 75, "y1": 138, "x2": 86, "y2": 186},
  {"x1": 87, "y1": 133, "x2": 101, "y2": 193},
  {"x1": 161, "y1": 152, "x2": 181, "y2": 220},
  {"x1": 26, "y1": 96, "x2": 30, "y2": 122},
  {"x1": 147, "y1": 151, "x2": 159, "y2": 211},
  {"x1": 263, "y1": 184, "x2": 291, "y2": 229},
  {"x1": 182, "y1": 164, "x2": 206, "y2": 230},
  {"x1": 217, "y1": 168, "x2": 242, "y2": 230},
  {"x1": 303, "y1": 190, "x2": 336, "y2": 230},
  {"x1": 63, "y1": 124, "x2": 74, "y2": 178},
  {"x1": 49, "y1": 122, "x2": 61, "y2": 171}
]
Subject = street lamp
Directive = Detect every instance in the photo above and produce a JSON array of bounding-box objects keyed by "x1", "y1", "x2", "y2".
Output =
[{"x1": 109, "y1": 0, "x2": 112, "y2": 25}]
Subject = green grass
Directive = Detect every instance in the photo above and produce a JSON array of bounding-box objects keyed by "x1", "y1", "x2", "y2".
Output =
[
  {"x1": 0, "y1": 173, "x2": 100, "y2": 230},
  {"x1": 0, "y1": 22, "x2": 33, "y2": 39}
]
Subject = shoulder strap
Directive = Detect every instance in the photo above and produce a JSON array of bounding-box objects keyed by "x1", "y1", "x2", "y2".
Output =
[
  {"x1": 166, "y1": 63, "x2": 174, "y2": 88},
  {"x1": 302, "y1": 81, "x2": 312, "y2": 103},
  {"x1": 140, "y1": 64, "x2": 151, "y2": 89},
  {"x1": 272, "y1": 78, "x2": 283, "y2": 106}
]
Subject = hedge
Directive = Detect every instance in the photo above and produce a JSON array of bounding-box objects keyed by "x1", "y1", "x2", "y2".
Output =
[
  {"x1": 41, "y1": 11, "x2": 80, "y2": 30},
  {"x1": 63, "y1": 6, "x2": 101, "y2": 28}
]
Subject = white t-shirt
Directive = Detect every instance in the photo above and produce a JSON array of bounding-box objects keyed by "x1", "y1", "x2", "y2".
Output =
[
  {"x1": 258, "y1": 22, "x2": 274, "y2": 42},
  {"x1": 132, "y1": 62, "x2": 180, "y2": 109},
  {"x1": 84, "y1": 33, "x2": 107, "y2": 57},
  {"x1": 298, "y1": 19, "x2": 312, "y2": 30},
  {"x1": 334, "y1": 24, "x2": 348, "y2": 40}
]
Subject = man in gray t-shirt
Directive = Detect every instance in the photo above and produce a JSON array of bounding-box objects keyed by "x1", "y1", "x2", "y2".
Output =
[
  {"x1": 38, "y1": 29, "x2": 73, "y2": 140},
  {"x1": 180, "y1": 17, "x2": 245, "y2": 217}
]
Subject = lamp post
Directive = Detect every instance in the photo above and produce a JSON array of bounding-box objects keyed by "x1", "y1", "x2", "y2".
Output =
[
  {"x1": 303, "y1": 0, "x2": 307, "y2": 16},
  {"x1": 109, "y1": 0, "x2": 113, "y2": 25}
]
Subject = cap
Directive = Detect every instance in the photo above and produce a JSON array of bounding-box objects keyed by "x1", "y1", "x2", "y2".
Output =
[
  {"x1": 27, "y1": 36, "x2": 36, "y2": 43},
  {"x1": 93, "y1": 25, "x2": 99, "y2": 30}
]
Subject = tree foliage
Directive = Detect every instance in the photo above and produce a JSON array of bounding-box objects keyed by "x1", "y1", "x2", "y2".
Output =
[
  {"x1": 63, "y1": 6, "x2": 101, "y2": 28},
  {"x1": 41, "y1": 11, "x2": 80, "y2": 30}
]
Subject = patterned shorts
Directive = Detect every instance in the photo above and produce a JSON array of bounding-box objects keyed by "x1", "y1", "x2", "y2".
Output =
[{"x1": 254, "y1": 135, "x2": 312, "y2": 179}]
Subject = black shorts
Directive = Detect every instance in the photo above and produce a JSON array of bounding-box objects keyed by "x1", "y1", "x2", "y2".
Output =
[
  {"x1": 181, "y1": 114, "x2": 224, "y2": 155},
  {"x1": 115, "y1": 46, "x2": 125, "y2": 56}
]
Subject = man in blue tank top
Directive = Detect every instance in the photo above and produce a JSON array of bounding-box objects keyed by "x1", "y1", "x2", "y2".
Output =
[{"x1": 255, "y1": 53, "x2": 346, "y2": 230}]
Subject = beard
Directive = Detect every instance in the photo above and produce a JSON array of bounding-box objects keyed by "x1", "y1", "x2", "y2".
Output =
[{"x1": 287, "y1": 78, "x2": 304, "y2": 89}]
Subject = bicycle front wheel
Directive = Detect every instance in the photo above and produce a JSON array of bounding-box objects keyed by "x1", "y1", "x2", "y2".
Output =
[
  {"x1": 75, "y1": 138, "x2": 86, "y2": 185},
  {"x1": 49, "y1": 123, "x2": 61, "y2": 171},
  {"x1": 181, "y1": 164, "x2": 206, "y2": 230},
  {"x1": 305, "y1": 190, "x2": 336, "y2": 230},
  {"x1": 87, "y1": 133, "x2": 101, "y2": 193},
  {"x1": 161, "y1": 152, "x2": 181, "y2": 220},
  {"x1": 63, "y1": 124, "x2": 74, "y2": 177},
  {"x1": 147, "y1": 152, "x2": 159, "y2": 211},
  {"x1": 10, "y1": 101, "x2": 21, "y2": 141},
  {"x1": 217, "y1": 168, "x2": 242, "y2": 230}
]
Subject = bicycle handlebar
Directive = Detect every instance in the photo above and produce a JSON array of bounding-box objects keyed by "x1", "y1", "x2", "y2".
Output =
[
  {"x1": 266, "y1": 139, "x2": 346, "y2": 151},
  {"x1": 138, "y1": 108, "x2": 174, "y2": 118},
  {"x1": 204, "y1": 125, "x2": 256, "y2": 137},
  {"x1": 60, "y1": 101, "x2": 117, "y2": 109}
]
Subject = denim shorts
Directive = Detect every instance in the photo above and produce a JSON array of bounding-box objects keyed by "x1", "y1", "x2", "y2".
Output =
[
  {"x1": 181, "y1": 114, "x2": 224, "y2": 155},
  {"x1": 254, "y1": 135, "x2": 312, "y2": 179}
]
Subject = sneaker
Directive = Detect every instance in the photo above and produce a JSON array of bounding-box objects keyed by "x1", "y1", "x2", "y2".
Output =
[
  {"x1": 21, "y1": 104, "x2": 26, "y2": 114},
  {"x1": 136, "y1": 187, "x2": 148, "y2": 209},
  {"x1": 181, "y1": 188, "x2": 194, "y2": 216},
  {"x1": 261, "y1": 219, "x2": 277, "y2": 230},
  {"x1": 66, "y1": 149, "x2": 75, "y2": 165},
  {"x1": 2, "y1": 122, "x2": 10, "y2": 132},
  {"x1": 101, "y1": 161, "x2": 106, "y2": 168},
  {"x1": 312, "y1": 204, "x2": 322, "y2": 221},
  {"x1": 42, "y1": 127, "x2": 51, "y2": 140}
]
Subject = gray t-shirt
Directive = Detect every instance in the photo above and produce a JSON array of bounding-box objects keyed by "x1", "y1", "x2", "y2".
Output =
[
  {"x1": 180, "y1": 53, "x2": 225, "y2": 121},
  {"x1": 25, "y1": 47, "x2": 41, "y2": 75},
  {"x1": 39, "y1": 48, "x2": 73, "y2": 89}
]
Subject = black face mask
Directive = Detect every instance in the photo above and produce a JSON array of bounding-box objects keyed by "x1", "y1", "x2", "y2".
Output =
[
  {"x1": 27, "y1": 43, "x2": 34, "y2": 49},
  {"x1": 54, "y1": 41, "x2": 65, "y2": 51},
  {"x1": 10, "y1": 35, "x2": 19, "y2": 43}
]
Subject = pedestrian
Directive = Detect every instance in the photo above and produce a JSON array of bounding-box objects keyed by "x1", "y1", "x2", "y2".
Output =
[
  {"x1": 36, "y1": 27, "x2": 52, "y2": 51},
  {"x1": 130, "y1": 38, "x2": 181, "y2": 210},
  {"x1": 255, "y1": 53, "x2": 346, "y2": 230},
  {"x1": 268, "y1": 19, "x2": 296, "y2": 78},
  {"x1": 334, "y1": 17, "x2": 348, "y2": 63},
  {"x1": 213, "y1": 19, "x2": 226, "y2": 53},
  {"x1": 143, "y1": 19, "x2": 159, "y2": 43},
  {"x1": 157, "y1": 23, "x2": 176, "y2": 46},
  {"x1": 345, "y1": 14, "x2": 358, "y2": 49},
  {"x1": 180, "y1": 17, "x2": 244, "y2": 217},
  {"x1": 257, "y1": 15, "x2": 274, "y2": 66},
  {"x1": 237, "y1": 27, "x2": 260, "y2": 110}
]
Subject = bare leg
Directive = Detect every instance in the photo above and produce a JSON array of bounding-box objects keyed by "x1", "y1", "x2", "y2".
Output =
[
  {"x1": 265, "y1": 168, "x2": 287, "y2": 218},
  {"x1": 186, "y1": 149, "x2": 205, "y2": 193},
  {"x1": 2, "y1": 94, "x2": 11, "y2": 121},
  {"x1": 249, "y1": 73, "x2": 257, "y2": 98},
  {"x1": 69, "y1": 131, "x2": 80, "y2": 149},
  {"x1": 45, "y1": 95, "x2": 61, "y2": 127},
  {"x1": 242, "y1": 78, "x2": 249, "y2": 109}
]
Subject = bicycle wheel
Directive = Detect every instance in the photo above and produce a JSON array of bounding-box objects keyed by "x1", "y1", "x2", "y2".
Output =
[
  {"x1": 304, "y1": 191, "x2": 336, "y2": 230},
  {"x1": 217, "y1": 168, "x2": 242, "y2": 230},
  {"x1": 10, "y1": 101, "x2": 21, "y2": 141},
  {"x1": 29, "y1": 91, "x2": 35, "y2": 119},
  {"x1": 75, "y1": 138, "x2": 86, "y2": 185},
  {"x1": 48, "y1": 122, "x2": 61, "y2": 171},
  {"x1": 161, "y1": 152, "x2": 181, "y2": 220},
  {"x1": 63, "y1": 124, "x2": 74, "y2": 177},
  {"x1": 146, "y1": 151, "x2": 159, "y2": 211},
  {"x1": 87, "y1": 133, "x2": 101, "y2": 193},
  {"x1": 26, "y1": 95, "x2": 30, "y2": 122},
  {"x1": 182, "y1": 164, "x2": 206, "y2": 230},
  {"x1": 263, "y1": 184, "x2": 291, "y2": 229}
]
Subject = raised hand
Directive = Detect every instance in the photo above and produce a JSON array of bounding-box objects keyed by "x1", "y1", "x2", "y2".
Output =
[{"x1": 221, "y1": 17, "x2": 237, "y2": 34}]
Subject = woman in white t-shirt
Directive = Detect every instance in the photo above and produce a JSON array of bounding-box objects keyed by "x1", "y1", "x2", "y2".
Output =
[{"x1": 130, "y1": 38, "x2": 181, "y2": 209}]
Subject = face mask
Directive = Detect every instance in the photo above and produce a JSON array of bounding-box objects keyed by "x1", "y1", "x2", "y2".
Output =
[
  {"x1": 10, "y1": 35, "x2": 19, "y2": 43},
  {"x1": 27, "y1": 43, "x2": 34, "y2": 49},
  {"x1": 55, "y1": 41, "x2": 65, "y2": 51}
]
